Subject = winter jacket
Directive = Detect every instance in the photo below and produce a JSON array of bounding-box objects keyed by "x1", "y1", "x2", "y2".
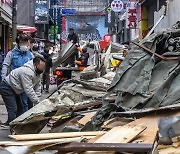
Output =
[
  {"x1": 6, "y1": 60, "x2": 41, "y2": 104},
  {"x1": 78, "y1": 52, "x2": 89, "y2": 67},
  {"x1": 67, "y1": 33, "x2": 79, "y2": 44},
  {"x1": 41, "y1": 52, "x2": 53, "y2": 73},
  {"x1": 1, "y1": 46, "x2": 33, "y2": 80}
]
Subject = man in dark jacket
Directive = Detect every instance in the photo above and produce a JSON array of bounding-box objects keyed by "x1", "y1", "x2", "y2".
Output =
[
  {"x1": 67, "y1": 28, "x2": 79, "y2": 44},
  {"x1": 67, "y1": 28, "x2": 79, "y2": 67},
  {"x1": 41, "y1": 48, "x2": 52, "y2": 93}
]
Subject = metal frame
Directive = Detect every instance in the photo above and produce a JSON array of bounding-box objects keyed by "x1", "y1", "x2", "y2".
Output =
[{"x1": 46, "y1": 142, "x2": 153, "y2": 153}]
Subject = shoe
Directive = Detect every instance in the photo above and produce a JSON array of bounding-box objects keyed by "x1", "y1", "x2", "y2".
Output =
[
  {"x1": 45, "y1": 90, "x2": 49, "y2": 93},
  {"x1": 1, "y1": 123, "x2": 10, "y2": 130}
]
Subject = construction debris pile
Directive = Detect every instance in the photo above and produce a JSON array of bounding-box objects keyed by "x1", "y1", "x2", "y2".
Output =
[{"x1": 1, "y1": 25, "x2": 180, "y2": 154}]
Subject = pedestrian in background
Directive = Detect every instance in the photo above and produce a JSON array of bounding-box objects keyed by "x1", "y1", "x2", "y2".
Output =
[
  {"x1": 41, "y1": 48, "x2": 53, "y2": 93},
  {"x1": 0, "y1": 50, "x2": 4, "y2": 83},
  {"x1": 1, "y1": 34, "x2": 33, "y2": 113},
  {"x1": 67, "y1": 28, "x2": 79, "y2": 67}
]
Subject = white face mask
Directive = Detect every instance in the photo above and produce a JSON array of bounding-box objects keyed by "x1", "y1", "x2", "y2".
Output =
[{"x1": 20, "y1": 45, "x2": 30, "y2": 52}]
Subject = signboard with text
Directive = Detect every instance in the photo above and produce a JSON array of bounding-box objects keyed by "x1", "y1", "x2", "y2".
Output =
[
  {"x1": 35, "y1": 0, "x2": 49, "y2": 24},
  {"x1": 111, "y1": 0, "x2": 124, "y2": 12},
  {"x1": 126, "y1": 2, "x2": 138, "y2": 29}
]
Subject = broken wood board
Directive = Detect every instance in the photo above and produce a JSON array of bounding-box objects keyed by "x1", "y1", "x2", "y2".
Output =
[
  {"x1": 82, "y1": 152, "x2": 115, "y2": 154},
  {"x1": 78, "y1": 112, "x2": 96, "y2": 125},
  {"x1": 9, "y1": 131, "x2": 106, "y2": 141},
  {"x1": 0, "y1": 137, "x2": 92, "y2": 146},
  {"x1": 88, "y1": 135, "x2": 102, "y2": 143},
  {"x1": 129, "y1": 110, "x2": 180, "y2": 144},
  {"x1": 102, "y1": 117, "x2": 134, "y2": 129},
  {"x1": 95, "y1": 125, "x2": 146, "y2": 143},
  {"x1": 158, "y1": 143, "x2": 180, "y2": 154},
  {"x1": 3, "y1": 137, "x2": 84, "y2": 154},
  {"x1": 172, "y1": 136, "x2": 180, "y2": 143}
]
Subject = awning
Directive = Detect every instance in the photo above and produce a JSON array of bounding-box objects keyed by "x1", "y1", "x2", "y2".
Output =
[
  {"x1": 0, "y1": 8, "x2": 12, "y2": 26},
  {"x1": 17, "y1": 25, "x2": 37, "y2": 33}
]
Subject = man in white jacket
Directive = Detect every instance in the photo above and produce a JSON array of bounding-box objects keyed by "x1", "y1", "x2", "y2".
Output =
[{"x1": 0, "y1": 56, "x2": 46, "y2": 128}]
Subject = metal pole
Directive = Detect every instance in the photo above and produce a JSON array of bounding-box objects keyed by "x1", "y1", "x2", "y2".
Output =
[
  {"x1": 59, "y1": 7, "x2": 62, "y2": 49},
  {"x1": 12, "y1": 0, "x2": 17, "y2": 47},
  {"x1": 54, "y1": 0, "x2": 56, "y2": 45}
]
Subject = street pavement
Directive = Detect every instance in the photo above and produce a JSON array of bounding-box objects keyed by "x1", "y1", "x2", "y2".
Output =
[{"x1": 0, "y1": 84, "x2": 57, "y2": 153}]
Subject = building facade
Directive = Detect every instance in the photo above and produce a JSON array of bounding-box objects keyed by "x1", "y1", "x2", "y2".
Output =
[{"x1": 0, "y1": 0, "x2": 12, "y2": 54}]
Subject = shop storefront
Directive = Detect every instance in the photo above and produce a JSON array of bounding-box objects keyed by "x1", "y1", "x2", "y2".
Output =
[{"x1": 0, "y1": 0, "x2": 12, "y2": 54}]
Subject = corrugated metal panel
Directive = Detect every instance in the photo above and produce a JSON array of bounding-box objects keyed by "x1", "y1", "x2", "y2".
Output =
[{"x1": 154, "y1": 0, "x2": 180, "y2": 32}]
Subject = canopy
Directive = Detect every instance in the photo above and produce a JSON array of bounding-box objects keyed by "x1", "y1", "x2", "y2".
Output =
[{"x1": 17, "y1": 25, "x2": 37, "y2": 33}]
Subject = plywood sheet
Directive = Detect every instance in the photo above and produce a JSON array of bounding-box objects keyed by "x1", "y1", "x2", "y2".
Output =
[{"x1": 95, "y1": 125, "x2": 146, "y2": 143}]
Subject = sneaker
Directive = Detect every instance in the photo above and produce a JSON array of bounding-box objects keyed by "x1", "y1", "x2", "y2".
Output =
[
  {"x1": 45, "y1": 90, "x2": 49, "y2": 93},
  {"x1": 1, "y1": 123, "x2": 10, "y2": 130}
]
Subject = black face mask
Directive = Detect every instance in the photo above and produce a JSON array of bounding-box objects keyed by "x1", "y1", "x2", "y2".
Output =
[{"x1": 35, "y1": 67, "x2": 44, "y2": 75}]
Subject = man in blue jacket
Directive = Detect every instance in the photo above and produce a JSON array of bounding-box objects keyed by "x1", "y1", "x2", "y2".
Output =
[{"x1": 1, "y1": 34, "x2": 33, "y2": 113}]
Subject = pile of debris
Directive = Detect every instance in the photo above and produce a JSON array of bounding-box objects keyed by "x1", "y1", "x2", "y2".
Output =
[{"x1": 1, "y1": 25, "x2": 180, "y2": 153}]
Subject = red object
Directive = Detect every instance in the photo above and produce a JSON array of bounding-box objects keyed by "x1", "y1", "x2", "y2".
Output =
[
  {"x1": 99, "y1": 41, "x2": 108, "y2": 50},
  {"x1": 17, "y1": 25, "x2": 37, "y2": 33},
  {"x1": 104, "y1": 34, "x2": 111, "y2": 43},
  {"x1": 55, "y1": 71, "x2": 62, "y2": 76},
  {"x1": 127, "y1": 8, "x2": 137, "y2": 29}
]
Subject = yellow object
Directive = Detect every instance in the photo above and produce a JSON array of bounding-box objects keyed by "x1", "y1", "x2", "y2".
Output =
[
  {"x1": 111, "y1": 59, "x2": 121, "y2": 67},
  {"x1": 139, "y1": 7, "x2": 148, "y2": 40}
]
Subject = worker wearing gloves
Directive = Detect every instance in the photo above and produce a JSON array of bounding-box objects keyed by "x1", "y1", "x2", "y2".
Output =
[
  {"x1": 0, "y1": 56, "x2": 46, "y2": 128},
  {"x1": 76, "y1": 48, "x2": 89, "y2": 71}
]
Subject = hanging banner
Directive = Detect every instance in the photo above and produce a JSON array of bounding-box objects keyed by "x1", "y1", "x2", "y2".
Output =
[
  {"x1": 126, "y1": 2, "x2": 138, "y2": 29},
  {"x1": 105, "y1": 7, "x2": 115, "y2": 28},
  {"x1": 35, "y1": 0, "x2": 49, "y2": 24}
]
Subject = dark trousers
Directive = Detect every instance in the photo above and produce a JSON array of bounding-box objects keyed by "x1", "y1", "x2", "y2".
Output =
[
  {"x1": 43, "y1": 72, "x2": 50, "y2": 91},
  {"x1": 0, "y1": 81, "x2": 23, "y2": 124}
]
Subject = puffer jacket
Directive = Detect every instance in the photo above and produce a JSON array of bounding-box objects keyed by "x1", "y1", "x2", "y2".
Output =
[{"x1": 6, "y1": 60, "x2": 41, "y2": 104}]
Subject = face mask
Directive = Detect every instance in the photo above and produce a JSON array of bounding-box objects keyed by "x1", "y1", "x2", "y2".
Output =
[
  {"x1": 35, "y1": 67, "x2": 44, "y2": 75},
  {"x1": 20, "y1": 45, "x2": 29, "y2": 52}
]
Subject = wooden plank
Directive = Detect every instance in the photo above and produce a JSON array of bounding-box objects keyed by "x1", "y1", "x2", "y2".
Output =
[
  {"x1": 88, "y1": 135, "x2": 102, "y2": 143},
  {"x1": 3, "y1": 137, "x2": 85, "y2": 154},
  {"x1": 129, "y1": 111, "x2": 180, "y2": 144},
  {"x1": 9, "y1": 131, "x2": 106, "y2": 141},
  {"x1": 102, "y1": 117, "x2": 134, "y2": 129},
  {"x1": 95, "y1": 125, "x2": 146, "y2": 143},
  {"x1": 0, "y1": 137, "x2": 84, "y2": 146},
  {"x1": 78, "y1": 112, "x2": 96, "y2": 125},
  {"x1": 158, "y1": 145, "x2": 180, "y2": 154}
]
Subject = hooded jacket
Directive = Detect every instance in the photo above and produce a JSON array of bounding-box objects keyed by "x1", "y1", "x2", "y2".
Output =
[{"x1": 6, "y1": 60, "x2": 41, "y2": 104}]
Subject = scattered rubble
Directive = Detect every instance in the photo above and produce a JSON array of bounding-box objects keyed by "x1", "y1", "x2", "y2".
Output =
[{"x1": 1, "y1": 24, "x2": 180, "y2": 154}]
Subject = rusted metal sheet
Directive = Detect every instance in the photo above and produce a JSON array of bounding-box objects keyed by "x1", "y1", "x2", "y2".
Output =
[{"x1": 132, "y1": 41, "x2": 180, "y2": 61}]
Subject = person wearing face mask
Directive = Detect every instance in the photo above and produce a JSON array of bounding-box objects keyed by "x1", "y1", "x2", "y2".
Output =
[
  {"x1": 1, "y1": 34, "x2": 34, "y2": 113},
  {"x1": 0, "y1": 56, "x2": 46, "y2": 128}
]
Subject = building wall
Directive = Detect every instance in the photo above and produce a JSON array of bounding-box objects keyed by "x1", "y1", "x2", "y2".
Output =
[
  {"x1": 0, "y1": 0, "x2": 12, "y2": 53},
  {"x1": 17, "y1": 0, "x2": 35, "y2": 26},
  {"x1": 63, "y1": 0, "x2": 107, "y2": 13},
  {"x1": 154, "y1": 0, "x2": 180, "y2": 32}
]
